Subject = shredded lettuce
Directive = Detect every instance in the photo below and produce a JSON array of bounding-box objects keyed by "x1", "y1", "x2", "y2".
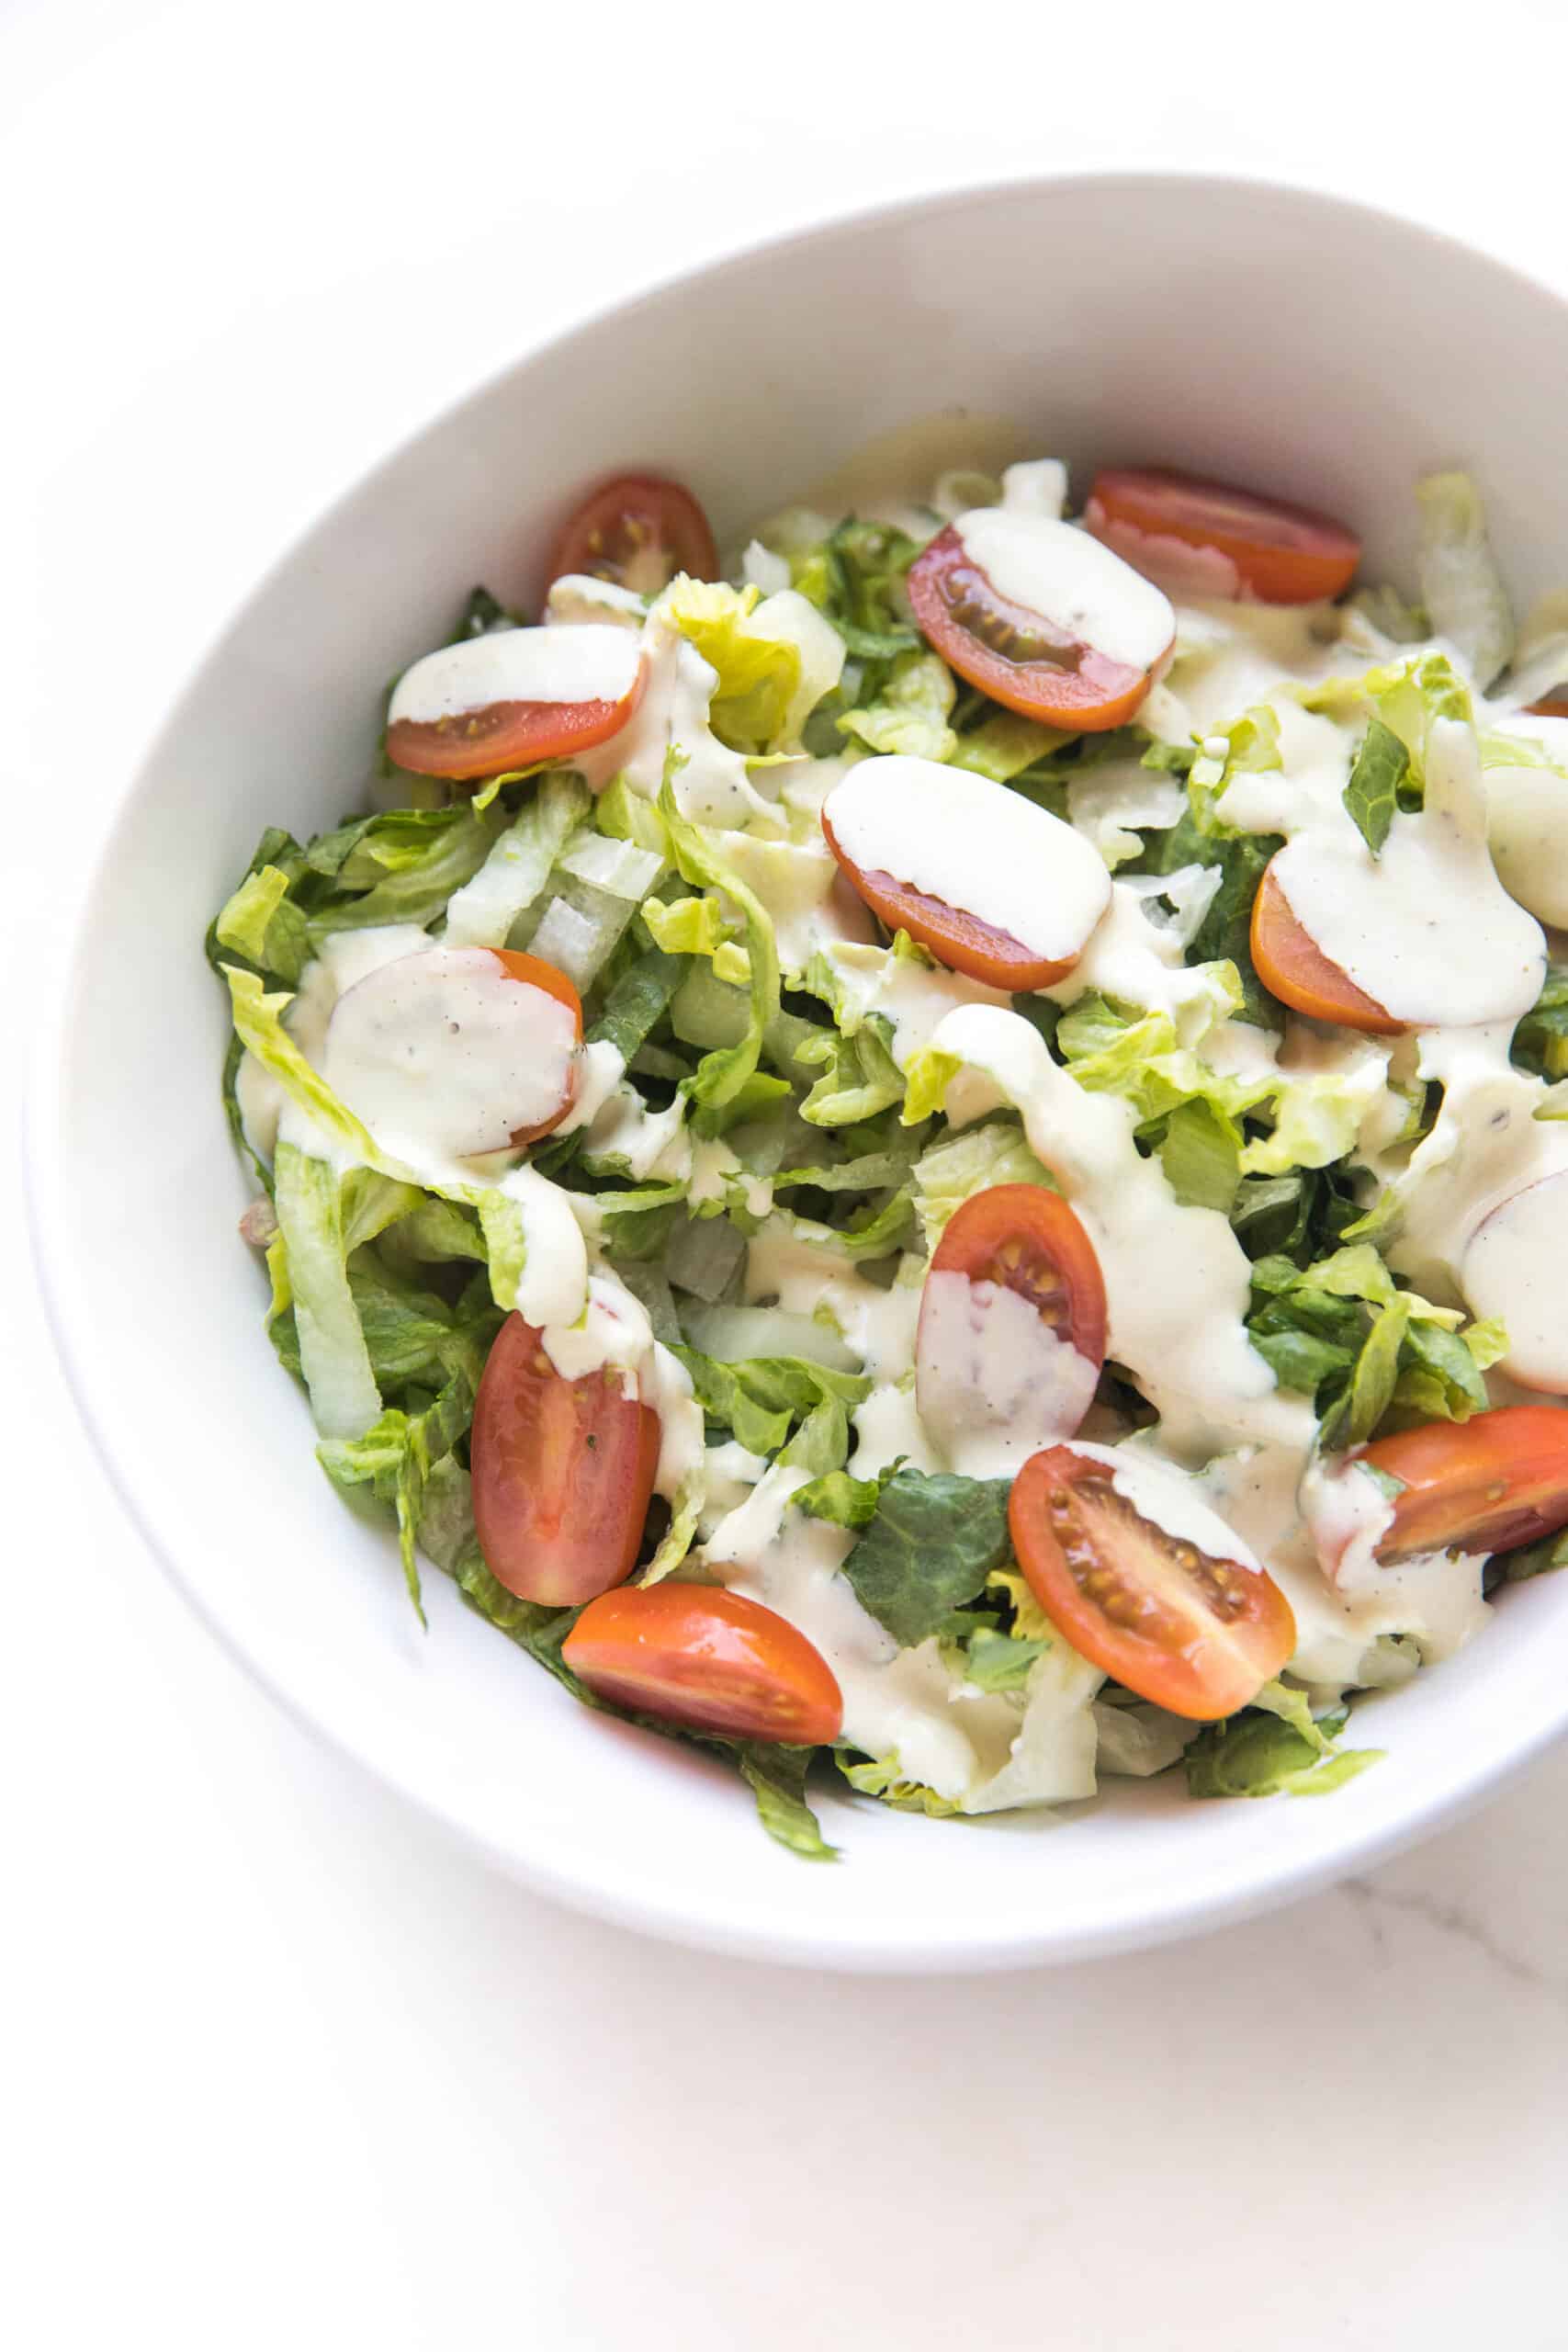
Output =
[
  {"x1": 659, "y1": 773, "x2": 782, "y2": 1108},
  {"x1": 839, "y1": 649, "x2": 956, "y2": 761},
  {"x1": 1184, "y1": 1706, "x2": 1382, "y2": 1799}
]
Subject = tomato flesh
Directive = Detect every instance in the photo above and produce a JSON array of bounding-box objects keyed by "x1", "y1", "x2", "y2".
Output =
[
  {"x1": 1009, "y1": 1446, "x2": 1296, "y2": 1719},
  {"x1": 561, "y1": 1583, "x2": 843, "y2": 1743},
  {"x1": 386, "y1": 666, "x2": 645, "y2": 782},
  {"x1": 818, "y1": 807, "x2": 1078, "y2": 989},
  {"x1": 1085, "y1": 468, "x2": 1361, "y2": 605},
  {"x1": 1250, "y1": 860, "x2": 1403, "y2": 1035},
  {"x1": 547, "y1": 474, "x2": 718, "y2": 595},
  {"x1": 906, "y1": 525, "x2": 1164, "y2": 731},
  {"x1": 1357, "y1": 1407, "x2": 1568, "y2": 1561},
  {"x1": 486, "y1": 949, "x2": 583, "y2": 1145},
  {"x1": 471, "y1": 1312, "x2": 660, "y2": 1606}
]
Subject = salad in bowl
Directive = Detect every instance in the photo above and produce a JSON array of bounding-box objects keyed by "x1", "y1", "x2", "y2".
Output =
[{"x1": 210, "y1": 447, "x2": 1568, "y2": 1860}]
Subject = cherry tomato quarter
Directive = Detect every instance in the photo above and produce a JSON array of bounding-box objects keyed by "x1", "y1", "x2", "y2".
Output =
[
  {"x1": 471, "y1": 1313, "x2": 660, "y2": 1607},
  {"x1": 561, "y1": 1583, "x2": 843, "y2": 1743}
]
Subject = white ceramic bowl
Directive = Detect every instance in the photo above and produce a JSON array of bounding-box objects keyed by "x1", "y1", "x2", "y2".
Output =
[{"x1": 29, "y1": 174, "x2": 1568, "y2": 1970}]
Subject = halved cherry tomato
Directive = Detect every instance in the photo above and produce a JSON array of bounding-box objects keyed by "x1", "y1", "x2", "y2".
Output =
[
  {"x1": 906, "y1": 524, "x2": 1162, "y2": 730},
  {"x1": 819, "y1": 810, "x2": 1077, "y2": 989},
  {"x1": 547, "y1": 474, "x2": 719, "y2": 595},
  {"x1": 1085, "y1": 468, "x2": 1361, "y2": 605},
  {"x1": 1250, "y1": 859, "x2": 1403, "y2": 1035},
  {"x1": 471, "y1": 1312, "x2": 660, "y2": 1606},
  {"x1": 1009, "y1": 1446, "x2": 1296, "y2": 1719},
  {"x1": 561, "y1": 1583, "x2": 843, "y2": 1743},
  {"x1": 386, "y1": 664, "x2": 646, "y2": 781},
  {"x1": 925, "y1": 1184, "x2": 1107, "y2": 1374},
  {"x1": 1354, "y1": 1407, "x2": 1568, "y2": 1562},
  {"x1": 488, "y1": 949, "x2": 582, "y2": 1145}
]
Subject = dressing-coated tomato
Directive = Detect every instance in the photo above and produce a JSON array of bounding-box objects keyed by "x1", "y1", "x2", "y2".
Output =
[
  {"x1": 385, "y1": 662, "x2": 646, "y2": 781},
  {"x1": 1353, "y1": 1407, "x2": 1568, "y2": 1562},
  {"x1": 561, "y1": 1583, "x2": 843, "y2": 1743},
  {"x1": 1250, "y1": 860, "x2": 1403, "y2": 1035},
  {"x1": 471, "y1": 1313, "x2": 660, "y2": 1606},
  {"x1": 906, "y1": 524, "x2": 1167, "y2": 731},
  {"x1": 547, "y1": 474, "x2": 718, "y2": 594},
  {"x1": 489, "y1": 949, "x2": 582, "y2": 1144},
  {"x1": 1009, "y1": 1446, "x2": 1296, "y2": 1719},
  {"x1": 819, "y1": 805, "x2": 1085, "y2": 988},
  {"x1": 1085, "y1": 468, "x2": 1361, "y2": 605},
  {"x1": 924, "y1": 1185, "x2": 1107, "y2": 1373}
]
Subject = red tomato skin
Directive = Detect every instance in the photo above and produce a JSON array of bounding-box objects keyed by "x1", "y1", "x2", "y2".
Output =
[
  {"x1": 1009, "y1": 1445, "x2": 1296, "y2": 1720},
  {"x1": 547, "y1": 474, "x2": 719, "y2": 594},
  {"x1": 483, "y1": 949, "x2": 583, "y2": 1147},
  {"x1": 1085, "y1": 468, "x2": 1361, "y2": 605},
  {"x1": 819, "y1": 806, "x2": 1080, "y2": 989},
  {"x1": 385, "y1": 663, "x2": 646, "y2": 782},
  {"x1": 561, "y1": 1583, "x2": 843, "y2": 1743},
  {"x1": 1251, "y1": 861, "x2": 1404, "y2": 1035},
  {"x1": 926, "y1": 1183, "x2": 1108, "y2": 1375},
  {"x1": 471, "y1": 1314, "x2": 660, "y2": 1606},
  {"x1": 906, "y1": 526, "x2": 1164, "y2": 732},
  {"x1": 1357, "y1": 1407, "x2": 1568, "y2": 1561}
]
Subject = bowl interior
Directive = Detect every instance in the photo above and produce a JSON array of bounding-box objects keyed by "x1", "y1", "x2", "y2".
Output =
[{"x1": 33, "y1": 174, "x2": 1568, "y2": 1967}]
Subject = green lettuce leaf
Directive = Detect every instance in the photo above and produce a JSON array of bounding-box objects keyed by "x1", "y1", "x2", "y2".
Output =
[
  {"x1": 1342, "y1": 717, "x2": 1409, "y2": 855},
  {"x1": 838, "y1": 650, "x2": 956, "y2": 761},
  {"x1": 737, "y1": 1746, "x2": 839, "y2": 1860},
  {"x1": 835, "y1": 1752, "x2": 963, "y2": 1816},
  {"x1": 840, "y1": 1467, "x2": 1014, "y2": 1647},
  {"x1": 272, "y1": 1141, "x2": 382, "y2": 1441},
  {"x1": 308, "y1": 804, "x2": 504, "y2": 936},
  {"x1": 214, "y1": 863, "x2": 310, "y2": 984},
  {"x1": 659, "y1": 773, "x2": 782, "y2": 1108},
  {"x1": 675, "y1": 1350, "x2": 871, "y2": 1460},
  {"x1": 1513, "y1": 967, "x2": 1568, "y2": 1083},
  {"x1": 1184, "y1": 1706, "x2": 1382, "y2": 1799},
  {"x1": 911, "y1": 1116, "x2": 1055, "y2": 1249}
]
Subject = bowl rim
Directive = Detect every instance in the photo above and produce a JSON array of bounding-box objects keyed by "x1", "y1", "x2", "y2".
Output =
[{"x1": 27, "y1": 164, "x2": 1568, "y2": 1972}]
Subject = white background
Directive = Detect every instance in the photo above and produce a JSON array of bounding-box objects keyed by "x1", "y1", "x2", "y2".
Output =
[{"x1": 7, "y1": 3, "x2": 1568, "y2": 2344}]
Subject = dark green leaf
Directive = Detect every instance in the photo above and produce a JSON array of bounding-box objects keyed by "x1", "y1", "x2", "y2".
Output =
[{"x1": 840, "y1": 1468, "x2": 1014, "y2": 1648}]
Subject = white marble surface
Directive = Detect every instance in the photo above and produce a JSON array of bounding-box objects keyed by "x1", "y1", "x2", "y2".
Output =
[{"x1": 6, "y1": 3, "x2": 1568, "y2": 2344}]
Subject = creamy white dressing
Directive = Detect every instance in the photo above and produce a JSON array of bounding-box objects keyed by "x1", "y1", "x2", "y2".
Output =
[
  {"x1": 1461, "y1": 1170, "x2": 1568, "y2": 1390},
  {"x1": 1066, "y1": 757, "x2": 1185, "y2": 868},
  {"x1": 1483, "y1": 762, "x2": 1568, "y2": 926},
  {"x1": 322, "y1": 946, "x2": 581, "y2": 1159},
  {"x1": 916, "y1": 1269, "x2": 1099, "y2": 1478},
  {"x1": 568, "y1": 605, "x2": 783, "y2": 833},
  {"x1": 1270, "y1": 718, "x2": 1545, "y2": 1027},
  {"x1": 953, "y1": 505, "x2": 1176, "y2": 673},
  {"x1": 931, "y1": 1003, "x2": 1312, "y2": 1465},
  {"x1": 542, "y1": 573, "x2": 647, "y2": 630},
  {"x1": 824, "y1": 755, "x2": 1111, "y2": 964},
  {"x1": 389, "y1": 624, "x2": 642, "y2": 724}
]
